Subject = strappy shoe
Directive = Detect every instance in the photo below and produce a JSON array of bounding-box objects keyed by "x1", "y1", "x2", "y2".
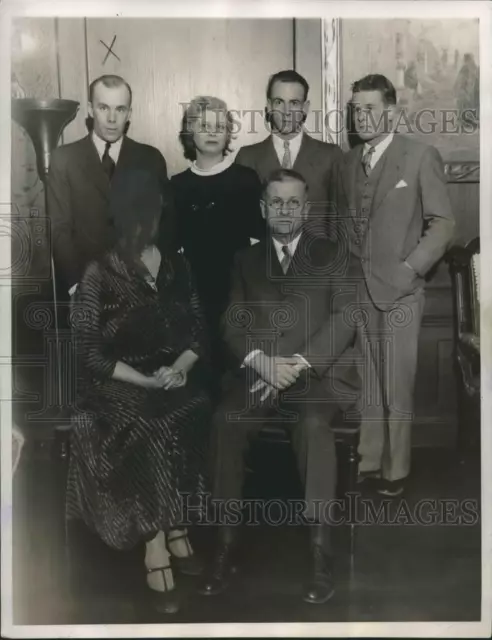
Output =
[
  {"x1": 167, "y1": 532, "x2": 204, "y2": 576},
  {"x1": 146, "y1": 565, "x2": 180, "y2": 614}
]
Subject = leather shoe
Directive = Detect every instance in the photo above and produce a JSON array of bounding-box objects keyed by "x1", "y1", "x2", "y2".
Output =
[
  {"x1": 170, "y1": 553, "x2": 204, "y2": 576},
  {"x1": 197, "y1": 543, "x2": 236, "y2": 596},
  {"x1": 376, "y1": 478, "x2": 405, "y2": 497},
  {"x1": 302, "y1": 545, "x2": 335, "y2": 604}
]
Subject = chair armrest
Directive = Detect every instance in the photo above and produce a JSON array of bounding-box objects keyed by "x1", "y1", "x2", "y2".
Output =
[{"x1": 459, "y1": 332, "x2": 480, "y2": 355}]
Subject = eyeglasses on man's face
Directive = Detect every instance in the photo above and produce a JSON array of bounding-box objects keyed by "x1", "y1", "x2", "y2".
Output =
[{"x1": 264, "y1": 197, "x2": 304, "y2": 212}]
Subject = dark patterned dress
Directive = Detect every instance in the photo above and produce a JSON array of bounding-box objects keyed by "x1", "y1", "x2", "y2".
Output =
[{"x1": 66, "y1": 249, "x2": 212, "y2": 551}]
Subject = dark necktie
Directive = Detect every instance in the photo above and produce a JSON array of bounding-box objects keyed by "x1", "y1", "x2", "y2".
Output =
[
  {"x1": 101, "y1": 141, "x2": 115, "y2": 179},
  {"x1": 361, "y1": 145, "x2": 375, "y2": 177},
  {"x1": 280, "y1": 244, "x2": 291, "y2": 274}
]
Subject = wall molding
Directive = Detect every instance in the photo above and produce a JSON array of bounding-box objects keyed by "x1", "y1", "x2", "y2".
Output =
[{"x1": 321, "y1": 18, "x2": 342, "y2": 146}]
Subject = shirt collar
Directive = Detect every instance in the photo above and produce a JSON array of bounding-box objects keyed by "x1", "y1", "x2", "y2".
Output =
[
  {"x1": 272, "y1": 232, "x2": 302, "y2": 263},
  {"x1": 272, "y1": 128, "x2": 303, "y2": 157},
  {"x1": 363, "y1": 131, "x2": 394, "y2": 157},
  {"x1": 91, "y1": 131, "x2": 124, "y2": 159}
]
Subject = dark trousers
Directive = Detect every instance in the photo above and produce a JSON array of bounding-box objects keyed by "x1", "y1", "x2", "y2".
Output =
[{"x1": 210, "y1": 368, "x2": 358, "y2": 549}]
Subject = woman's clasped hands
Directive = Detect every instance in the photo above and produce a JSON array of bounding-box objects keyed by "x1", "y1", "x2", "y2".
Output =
[{"x1": 148, "y1": 366, "x2": 187, "y2": 390}]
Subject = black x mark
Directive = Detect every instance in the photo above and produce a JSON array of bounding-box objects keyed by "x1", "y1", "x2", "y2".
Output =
[{"x1": 100, "y1": 35, "x2": 121, "y2": 64}]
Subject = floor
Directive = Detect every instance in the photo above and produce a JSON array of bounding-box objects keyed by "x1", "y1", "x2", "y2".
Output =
[{"x1": 11, "y1": 441, "x2": 481, "y2": 626}]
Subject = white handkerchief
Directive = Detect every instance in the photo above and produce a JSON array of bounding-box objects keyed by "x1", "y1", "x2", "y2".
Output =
[
  {"x1": 250, "y1": 237, "x2": 260, "y2": 245},
  {"x1": 395, "y1": 179, "x2": 408, "y2": 189}
]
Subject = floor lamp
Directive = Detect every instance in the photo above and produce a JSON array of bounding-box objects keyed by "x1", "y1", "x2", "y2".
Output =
[{"x1": 11, "y1": 98, "x2": 79, "y2": 414}]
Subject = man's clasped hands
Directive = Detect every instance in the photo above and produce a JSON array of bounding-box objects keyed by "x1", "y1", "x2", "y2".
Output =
[{"x1": 248, "y1": 353, "x2": 310, "y2": 402}]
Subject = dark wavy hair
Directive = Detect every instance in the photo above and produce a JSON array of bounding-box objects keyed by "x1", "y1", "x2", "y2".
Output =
[
  {"x1": 109, "y1": 169, "x2": 162, "y2": 263},
  {"x1": 179, "y1": 96, "x2": 235, "y2": 161},
  {"x1": 351, "y1": 74, "x2": 397, "y2": 105}
]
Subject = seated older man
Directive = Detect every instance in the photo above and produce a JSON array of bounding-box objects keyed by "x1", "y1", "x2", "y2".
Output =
[{"x1": 198, "y1": 168, "x2": 360, "y2": 604}]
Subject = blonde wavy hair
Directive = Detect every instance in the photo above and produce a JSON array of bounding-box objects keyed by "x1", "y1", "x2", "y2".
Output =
[{"x1": 179, "y1": 95, "x2": 236, "y2": 161}]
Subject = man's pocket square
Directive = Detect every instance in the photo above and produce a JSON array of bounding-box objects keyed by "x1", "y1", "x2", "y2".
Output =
[
  {"x1": 395, "y1": 179, "x2": 408, "y2": 189},
  {"x1": 250, "y1": 237, "x2": 260, "y2": 245}
]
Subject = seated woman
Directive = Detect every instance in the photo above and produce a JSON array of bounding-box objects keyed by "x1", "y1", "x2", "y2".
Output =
[
  {"x1": 66, "y1": 169, "x2": 212, "y2": 615},
  {"x1": 171, "y1": 96, "x2": 265, "y2": 390}
]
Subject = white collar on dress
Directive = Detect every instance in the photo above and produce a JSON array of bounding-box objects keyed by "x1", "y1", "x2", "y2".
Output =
[{"x1": 190, "y1": 153, "x2": 235, "y2": 176}]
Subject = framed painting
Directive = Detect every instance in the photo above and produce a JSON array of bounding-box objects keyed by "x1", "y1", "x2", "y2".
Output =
[{"x1": 321, "y1": 18, "x2": 479, "y2": 181}]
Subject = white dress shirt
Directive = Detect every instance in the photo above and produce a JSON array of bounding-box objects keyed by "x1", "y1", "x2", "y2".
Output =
[
  {"x1": 272, "y1": 233, "x2": 302, "y2": 263},
  {"x1": 243, "y1": 233, "x2": 310, "y2": 371},
  {"x1": 92, "y1": 131, "x2": 124, "y2": 163},
  {"x1": 272, "y1": 129, "x2": 304, "y2": 167},
  {"x1": 363, "y1": 131, "x2": 394, "y2": 170}
]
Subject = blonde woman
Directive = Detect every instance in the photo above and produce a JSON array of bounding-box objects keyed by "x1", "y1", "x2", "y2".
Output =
[{"x1": 172, "y1": 96, "x2": 265, "y2": 390}]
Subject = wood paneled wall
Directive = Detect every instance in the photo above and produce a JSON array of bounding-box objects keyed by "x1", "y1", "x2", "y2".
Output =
[
  {"x1": 80, "y1": 18, "x2": 293, "y2": 175},
  {"x1": 11, "y1": 17, "x2": 479, "y2": 447}
]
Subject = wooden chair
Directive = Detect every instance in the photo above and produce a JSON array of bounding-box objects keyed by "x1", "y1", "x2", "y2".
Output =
[{"x1": 446, "y1": 237, "x2": 480, "y2": 449}]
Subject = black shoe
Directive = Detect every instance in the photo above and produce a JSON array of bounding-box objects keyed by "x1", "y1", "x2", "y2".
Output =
[
  {"x1": 197, "y1": 544, "x2": 236, "y2": 596},
  {"x1": 302, "y1": 545, "x2": 335, "y2": 605},
  {"x1": 376, "y1": 478, "x2": 405, "y2": 497},
  {"x1": 357, "y1": 469, "x2": 381, "y2": 484},
  {"x1": 167, "y1": 532, "x2": 204, "y2": 576},
  {"x1": 146, "y1": 566, "x2": 180, "y2": 614},
  {"x1": 170, "y1": 553, "x2": 204, "y2": 576}
]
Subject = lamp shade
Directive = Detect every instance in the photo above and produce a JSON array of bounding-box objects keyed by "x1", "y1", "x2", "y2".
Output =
[{"x1": 11, "y1": 98, "x2": 79, "y2": 182}]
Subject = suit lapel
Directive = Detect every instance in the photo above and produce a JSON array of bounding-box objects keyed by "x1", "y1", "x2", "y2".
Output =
[
  {"x1": 292, "y1": 133, "x2": 317, "y2": 175},
  {"x1": 113, "y1": 136, "x2": 133, "y2": 174},
  {"x1": 251, "y1": 239, "x2": 286, "y2": 297},
  {"x1": 372, "y1": 134, "x2": 407, "y2": 212},
  {"x1": 342, "y1": 147, "x2": 362, "y2": 216},
  {"x1": 79, "y1": 135, "x2": 110, "y2": 201},
  {"x1": 256, "y1": 136, "x2": 281, "y2": 178}
]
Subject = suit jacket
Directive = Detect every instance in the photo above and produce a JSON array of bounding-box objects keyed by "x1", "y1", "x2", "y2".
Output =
[
  {"x1": 337, "y1": 134, "x2": 455, "y2": 308},
  {"x1": 222, "y1": 232, "x2": 358, "y2": 380},
  {"x1": 46, "y1": 134, "x2": 172, "y2": 289},
  {"x1": 235, "y1": 133, "x2": 343, "y2": 235}
]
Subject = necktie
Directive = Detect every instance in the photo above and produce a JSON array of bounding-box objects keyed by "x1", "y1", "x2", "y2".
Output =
[
  {"x1": 102, "y1": 141, "x2": 115, "y2": 179},
  {"x1": 361, "y1": 145, "x2": 375, "y2": 177},
  {"x1": 280, "y1": 244, "x2": 291, "y2": 274},
  {"x1": 281, "y1": 140, "x2": 292, "y2": 169}
]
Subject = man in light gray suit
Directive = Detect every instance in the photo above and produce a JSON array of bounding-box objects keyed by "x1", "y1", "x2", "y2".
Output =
[
  {"x1": 235, "y1": 70, "x2": 342, "y2": 237},
  {"x1": 337, "y1": 74, "x2": 455, "y2": 496}
]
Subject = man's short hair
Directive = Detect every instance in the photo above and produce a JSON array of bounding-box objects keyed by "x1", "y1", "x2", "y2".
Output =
[
  {"x1": 89, "y1": 75, "x2": 133, "y2": 105},
  {"x1": 262, "y1": 168, "x2": 308, "y2": 198},
  {"x1": 266, "y1": 70, "x2": 310, "y2": 102},
  {"x1": 351, "y1": 74, "x2": 397, "y2": 105}
]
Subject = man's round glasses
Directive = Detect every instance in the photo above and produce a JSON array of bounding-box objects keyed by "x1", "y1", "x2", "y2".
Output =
[{"x1": 264, "y1": 198, "x2": 303, "y2": 212}]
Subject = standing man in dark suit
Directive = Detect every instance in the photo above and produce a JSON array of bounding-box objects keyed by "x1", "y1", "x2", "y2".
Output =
[
  {"x1": 198, "y1": 169, "x2": 359, "y2": 604},
  {"x1": 337, "y1": 74, "x2": 455, "y2": 496},
  {"x1": 235, "y1": 70, "x2": 342, "y2": 237},
  {"x1": 47, "y1": 74, "x2": 173, "y2": 297}
]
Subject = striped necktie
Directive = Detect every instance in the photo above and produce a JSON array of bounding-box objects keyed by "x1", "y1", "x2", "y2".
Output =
[
  {"x1": 280, "y1": 244, "x2": 291, "y2": 274},
  {"x1": 361, "y1": 145, "x2": 375, "y2": 177},
  {"x1": 281, "y1": 140, "x2": 292, "y2": 169}
]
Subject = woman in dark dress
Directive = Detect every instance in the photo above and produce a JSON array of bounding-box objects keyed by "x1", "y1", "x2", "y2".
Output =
[
  {"x1": 171, "y1": 96, "x2": 265, "y2": 388},
  {"x1": 66, "y1": 169, "x2": 212, "y2": 614}
]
